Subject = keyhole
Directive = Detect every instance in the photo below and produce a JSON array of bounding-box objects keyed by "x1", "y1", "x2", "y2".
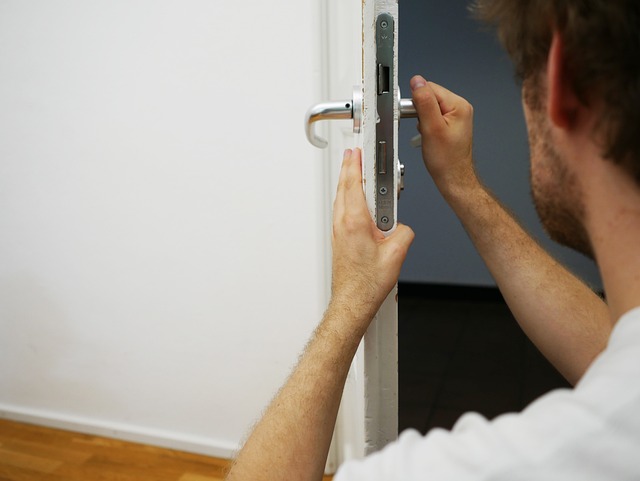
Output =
[{"x1": 345, "y1": 103, "x2": 351, "y2": 109}]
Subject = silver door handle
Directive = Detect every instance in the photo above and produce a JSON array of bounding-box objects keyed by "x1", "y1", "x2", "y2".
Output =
[
  {"x1": 305, "y1": 87, "x2": 416, "y2": 149},
  {"x1": 305, "y1": 86, "x2": 363, "y2": 148},
  {"x1": 305, "y1": 101, "x2": 354, "y2": 149},
  {"x1": 399, "y1": 97, "x2": 417, "y2": 118}
]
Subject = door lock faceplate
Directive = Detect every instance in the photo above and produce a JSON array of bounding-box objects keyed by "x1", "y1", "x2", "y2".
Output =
[{"x1": 375, "y1": 13, "x2": 395, "y2": 231}]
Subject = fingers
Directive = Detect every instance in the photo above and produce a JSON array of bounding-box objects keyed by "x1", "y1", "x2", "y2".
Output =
[
  {"x1": 334, "y1": 150, "x2": 414, "y2": 252},
  {"x1": 344, "y1": 148, "x2": 366, "y2": 207},
  {"x1": 334, "y1": 148, "x2": 367, "y2": 217},
  {"x1": 333, "y1": 148, "x2": 353, "y2": 219},
  {"x1": 331, "y1": 148, "x2": 414, "y2": 306},
  {"x1": 411, "y1": 75, "x2": 469, "y2": 127},
  {"x1": 411, "y1": 75, "x2": 446, "y2": 130},
  {"x1": 426, "y1": 81, "x2": 464, "y2": 116},
  {"x1": 336, "y1": 148, "x2": 354, "y2": 192},
  {"x1": 336, "y1": 148, "x2": 361, "y2": 193}
]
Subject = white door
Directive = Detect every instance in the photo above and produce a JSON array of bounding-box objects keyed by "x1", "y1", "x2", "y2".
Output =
[
  {"x1": 0, "y1": 0, "x2": 329, "y2": 458},
  {"x1": 0, "y1": 0, "x2": 410, "y2": 465},
  {"x1": 307, "y1": 0, "x2": 414, "y2": 471}
]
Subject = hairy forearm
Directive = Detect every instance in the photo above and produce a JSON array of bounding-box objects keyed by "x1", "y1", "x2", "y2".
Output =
[
  {"x1": 444, "y1": 181, "x2": 610, "y2": 385},
  {"x1": 225, "y1": 302, "x2": 367, "y2": 481},
  {"x1": 409, "y1": 77, "x2": 608, "y2": 383},
  {"x1": 226, "y1": 148, "x2": 413, "y2": 481}
]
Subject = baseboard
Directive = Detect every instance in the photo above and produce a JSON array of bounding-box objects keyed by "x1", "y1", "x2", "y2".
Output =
[{"x1": 0, "y1": 403, "x2": 239, "y2": 459}]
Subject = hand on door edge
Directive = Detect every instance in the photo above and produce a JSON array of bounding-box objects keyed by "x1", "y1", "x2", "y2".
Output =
[
  {"x1": 224, "y1": 149, "x2": 413, "y2": 481},
  {"x1": 330, "y1": 148, "x2": 415, "y2": 333}
]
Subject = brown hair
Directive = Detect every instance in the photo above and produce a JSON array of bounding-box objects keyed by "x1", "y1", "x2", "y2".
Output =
[{"x1": 472, "y1": 0, "x2": 640, "y2": 183}]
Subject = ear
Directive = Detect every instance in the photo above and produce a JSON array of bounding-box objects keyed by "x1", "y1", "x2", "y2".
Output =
[{"x1": 547, "y1": 30, "x2": 581, "y2": 130}]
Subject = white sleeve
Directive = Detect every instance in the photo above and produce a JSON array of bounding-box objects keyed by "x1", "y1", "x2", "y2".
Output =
[
  {"x1": 333, "y1": 387, "x2": 633, "y2": 481},
  {"x1": 334, "y1": 412, "x2": 527, "y2": 481},
  {"x1": 334, "y1": 310, "x2": 640, "y2": 480}
]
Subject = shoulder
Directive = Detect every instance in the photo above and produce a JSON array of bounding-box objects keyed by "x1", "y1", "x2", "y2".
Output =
[
  {"x1": 336, "y1": 380, "x2": 639, "y2": 480},
  {"x1": 334, "y1": 311, "x2": 640, "y2": 481}
]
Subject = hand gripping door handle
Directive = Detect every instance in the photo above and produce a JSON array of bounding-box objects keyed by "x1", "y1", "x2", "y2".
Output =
[{"x1": 305, "y1": 87, "x2": 417, "y2": 149}]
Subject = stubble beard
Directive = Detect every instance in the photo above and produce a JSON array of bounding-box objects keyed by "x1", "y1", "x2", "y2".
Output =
[{"x1": 525, "y1": 83, "x2": 594, "y2": 259}]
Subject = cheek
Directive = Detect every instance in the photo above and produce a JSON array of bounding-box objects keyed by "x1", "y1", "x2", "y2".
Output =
[
  {"x1": 530, "y1": 163, "x2": 546, "y2": 198},
  {"x1": 529, "y1": 139, "x2": 559, "y2": 199},
  {"x1": 532, "y1": 156, "x2": 552, "y2": 182}
]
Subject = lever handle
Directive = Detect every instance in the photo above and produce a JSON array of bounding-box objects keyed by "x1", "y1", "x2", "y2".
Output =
[
  {"x1": 304, "y1": 101, "x2": 353, "y2": 148},
  {"x1": 399, "y1": 98, "x2": 417, "y2": 118},
  {"x1": 305, "y1": 89, "x2": 416, "y2": 148},
  {"x1": 305, "y1": 85, "x2": 363, "y2": 149}
]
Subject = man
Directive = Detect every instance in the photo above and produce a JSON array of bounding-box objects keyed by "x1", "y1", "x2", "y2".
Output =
[{"x1": 226, "y1": 0, "x2": 640, "y2": 479}]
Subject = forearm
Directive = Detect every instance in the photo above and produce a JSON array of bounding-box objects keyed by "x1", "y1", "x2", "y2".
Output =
[
  {"x1": 225, "y1": 302, "x2": 367, "y2": 481},
  {"x1": 444, "y1": 180, "x2": 610, "y2": 385},
  {"x1": 408, "y1": 77, "x2": 609, "y2": 384},
  {"x1": 225, "y1": 148, "x2": 414, "y2": 481}
]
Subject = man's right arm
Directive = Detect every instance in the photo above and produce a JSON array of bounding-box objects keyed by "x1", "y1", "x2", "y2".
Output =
[{"x1": 410, "y1": 75, "x2": 610, "y2": 385}]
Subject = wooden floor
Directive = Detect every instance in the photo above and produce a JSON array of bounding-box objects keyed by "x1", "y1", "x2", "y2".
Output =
[
  {"x1": 0, "y1": 419, "x2": 335, "y2": 481},
  {"x1": 0, "y1": 419, "x2": 230, "y2": 481}
]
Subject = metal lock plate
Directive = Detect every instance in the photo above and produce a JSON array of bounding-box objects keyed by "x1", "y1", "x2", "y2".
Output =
[{"x1": 376, "y1": 13, "x2": 395, "y2": 231}]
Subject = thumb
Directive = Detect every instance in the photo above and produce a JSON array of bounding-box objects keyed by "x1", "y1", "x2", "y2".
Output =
[
  {"x1": 410, "y1": 75, "x2": 445, "y2": 130},
  {"x1": 384, "y1": 223, "x2": 415, "y2": 263}
]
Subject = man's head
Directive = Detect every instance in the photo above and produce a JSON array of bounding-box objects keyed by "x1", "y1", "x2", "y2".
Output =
[
  {"x1": 473, "y1": 0, "x2": 640, "y2": 255},
  {"x1": 474, "y1": 0, "x2": 640, "y2": 180}
]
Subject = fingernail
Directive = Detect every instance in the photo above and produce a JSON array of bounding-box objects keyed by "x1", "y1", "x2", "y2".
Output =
[
  {"x1": 411, "y1": 75, "x2": 427, "y2": 91},
  {"x1": 344, "y1": 148, "x2": 352, "y2": 158}
]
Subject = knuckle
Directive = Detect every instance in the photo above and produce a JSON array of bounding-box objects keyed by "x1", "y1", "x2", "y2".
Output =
[
  {"x1": 342, "y1": 213, "x2": 365, "y2": 233},
  {"x1": 337, "y1": 179, "x2": 354, "y2": 198},
  {"x1": 386, "y1": 241, "x2": 406, "y2": 260},
  {"x1": 420, "y1": 120, "x2": 443, "y2": 139},
  {"x1": 413, "y1": 89, "x2": 434, "y2": 109},
  {"x1": 341, "y1": 168, "x2": 359, "y2": 189},
  {"x1": 462, "y1": 100, "x2": 474, "y2": 116}
]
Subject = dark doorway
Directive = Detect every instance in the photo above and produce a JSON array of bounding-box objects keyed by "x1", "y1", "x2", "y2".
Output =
[{"x1": 398, "y1": 283, "x2": 571, "y2": 434}]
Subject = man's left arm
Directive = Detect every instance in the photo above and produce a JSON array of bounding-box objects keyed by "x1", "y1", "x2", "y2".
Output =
[{"x1": 224, "y1": 148, "x2": 414, "y2": 481}]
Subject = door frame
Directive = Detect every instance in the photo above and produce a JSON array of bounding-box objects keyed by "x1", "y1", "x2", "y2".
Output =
[{"x1": 320, "y1": 0, "x2": 400, "y2": 472}]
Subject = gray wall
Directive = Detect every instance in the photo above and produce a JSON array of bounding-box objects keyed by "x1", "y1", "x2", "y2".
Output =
[{"x1": 397, "y1": 0, "x2": 601, "y2": 289}]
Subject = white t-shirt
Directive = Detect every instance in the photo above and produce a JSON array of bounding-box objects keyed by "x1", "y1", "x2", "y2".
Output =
[{"x1": 335, "y1": 307, "x2": 640, "y2": 480}]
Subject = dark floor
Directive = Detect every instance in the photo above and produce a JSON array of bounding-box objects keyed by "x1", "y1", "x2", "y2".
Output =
[{"x1": 398, "y1": 283, "x2": 571, "y2": 434}]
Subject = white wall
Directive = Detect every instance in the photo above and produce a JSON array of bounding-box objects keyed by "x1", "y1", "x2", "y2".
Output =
[{"x1": 0, "y1": 0, "x2": 328, "y2": 457}]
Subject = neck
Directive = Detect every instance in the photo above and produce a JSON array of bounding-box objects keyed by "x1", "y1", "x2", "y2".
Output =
[{"x1": 585, "y1": 162, "x2": 640, "y2": 324}]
